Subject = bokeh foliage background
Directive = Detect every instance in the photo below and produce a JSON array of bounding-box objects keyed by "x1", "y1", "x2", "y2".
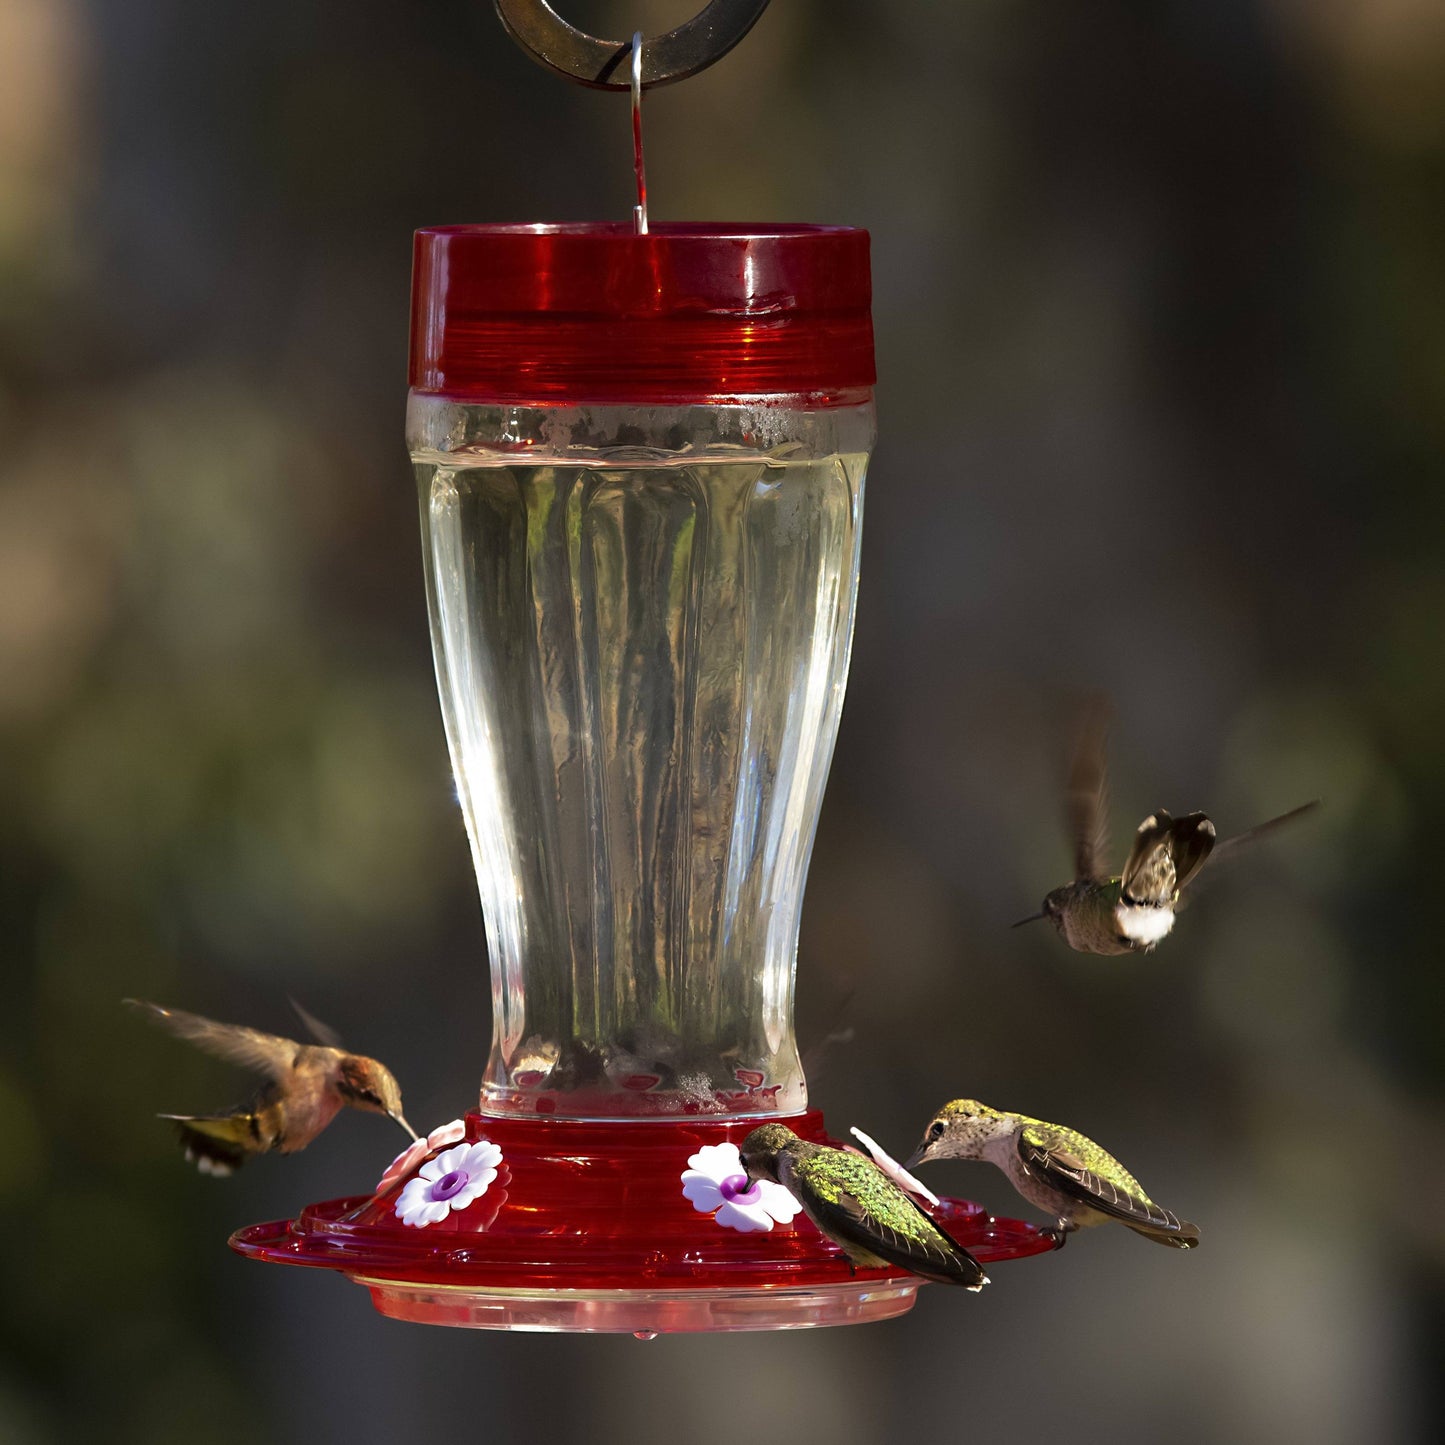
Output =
[{"x1": 2, "y1": 1, "x2": 1442, "y2": 1441}]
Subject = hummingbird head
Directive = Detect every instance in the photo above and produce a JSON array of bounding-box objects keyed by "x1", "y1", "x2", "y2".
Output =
[
  {"x1": 739, "y1": 1123, "x2": 800, "y2": 1184},
  {"x1": 905, "y1": 1100, "x2": 1012, "y2": 1168},
  {"x1": 1012, "y1": 887, "x2": 1071, "y2": 934},
  {"x1": 335, "y1": 1056, "x2": 416, "y2": 1138}
]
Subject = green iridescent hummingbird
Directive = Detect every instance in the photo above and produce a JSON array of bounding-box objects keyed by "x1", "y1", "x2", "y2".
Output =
[
  {"x1": 739, "y1": 1123, "x2": 989, "y2": 1290},
  {"x1": 907, "y1": 1100, "x2": 1199, "y2": 1249},
  {"x1": 1015, "y1": 704, "x2": 1317, "y2": 955}
]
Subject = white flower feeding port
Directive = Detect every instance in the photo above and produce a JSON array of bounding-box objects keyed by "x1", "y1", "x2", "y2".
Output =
[
  {"x1": 681, "y1": 1144, "x2": 803, "y2": 1234},
  {"x1": 396, "y1": 1141, "x2": 504, "y2": 1229}
]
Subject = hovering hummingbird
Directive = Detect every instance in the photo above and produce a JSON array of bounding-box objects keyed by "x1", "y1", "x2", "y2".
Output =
[
  {"x1": 738, "y1": 1123, "x2": 990, "y2": 1290},
  {"x1": 127, "y1": 999, "x2": 416, "y2": 1175},
  {"x1": 1014, "y1": 703, "x2": 1318, "y2": 954},
  {"x1": 907, "y1": 1099, "x2": 1199, "y2": 1250}
]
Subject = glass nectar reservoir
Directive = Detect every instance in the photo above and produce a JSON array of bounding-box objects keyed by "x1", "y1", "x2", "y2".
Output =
[{"x1": 408, "y1": 224, "x2": 875, "y2": 1121}]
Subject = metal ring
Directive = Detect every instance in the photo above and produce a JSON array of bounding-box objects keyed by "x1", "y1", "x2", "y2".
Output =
[{"x1": 494, "y1": 0, "x2": 772, "y2": 90}]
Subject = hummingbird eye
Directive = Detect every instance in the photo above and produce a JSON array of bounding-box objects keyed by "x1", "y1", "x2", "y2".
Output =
[{"x1": 928, "y1": 1120, "x2": 945, "y2": 1141}]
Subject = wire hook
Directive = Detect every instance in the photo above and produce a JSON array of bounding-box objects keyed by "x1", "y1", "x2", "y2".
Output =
[
  {"x1": 494, "y1": 0, "x2": 771, "y2": 90},
  {"x1": 630, "y1": 32, "x2": 648, "y2": 234}
]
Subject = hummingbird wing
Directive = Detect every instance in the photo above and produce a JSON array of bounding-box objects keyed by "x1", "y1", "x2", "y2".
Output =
[
  {"x1": 800, "y1": 1026, "x2": 855, "y2": 1084},
  {"x1": 1018, "y1": 1124, "x2": 1200, "y2": 1248},
  {"x1": 1208, "y1": 800, "x2": 1320, "y2": 869},
  {"x1": 1165, "y1": 811, "x2": 1216, "y2": 893},
  {"x1": 289, "y1": 997, "x2": 344, "y2": 1049},
  {"x1": 1172, "y1": 801, "x2": 1319, "y2": 912},
  {"x1": 800, "y1": 984, "x2": 857, "y2": 1084},
  {"x1": 783, "y1": 1150, "x2": 989, "y2": 1289},
  {"x1": 1119, "y1": 811, "x2": 1216, "y2": 903},
  {"x1": 1065, "y1": 698, "x2": 1111, "y2": 882},
  {"x1": 126, "y1": 1000, "x2": 301, "y2": 1081},
  {"x1": 1119, "y1": 811, "x2": 1175, "y2": 903}
]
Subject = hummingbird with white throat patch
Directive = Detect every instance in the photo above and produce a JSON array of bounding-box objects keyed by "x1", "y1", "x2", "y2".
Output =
[
  {"x1": 739, "y1": 1123, "x2": 990, "y2": 1290},
  {"x1": 1014, "y1": 702, "x2": 1318, "y2": 954},
  {"x1": 127, "y1": 999, "x2": 416, "y2": 1174},
  {"x1": 907, "y1": 1099, "x2": 1199, "y2": 1250}
]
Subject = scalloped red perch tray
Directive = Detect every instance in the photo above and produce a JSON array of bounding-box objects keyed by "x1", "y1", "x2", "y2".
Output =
[{"x1": 231, "y1": 1108, "x2": 1056, "y2": 1333}]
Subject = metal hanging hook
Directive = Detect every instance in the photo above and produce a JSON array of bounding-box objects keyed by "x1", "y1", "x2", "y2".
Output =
[
  {"x1": 494, "y1": 0, "x2": 772, "y2": 90},
  {"x1": 630, "y1": 33, "x2": 648, "y2": 234}
]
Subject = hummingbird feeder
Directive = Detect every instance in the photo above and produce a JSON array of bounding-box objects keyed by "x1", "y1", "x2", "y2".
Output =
[{"x1": 230, "y1": 0, "x2": 1054, "y2": 1333}]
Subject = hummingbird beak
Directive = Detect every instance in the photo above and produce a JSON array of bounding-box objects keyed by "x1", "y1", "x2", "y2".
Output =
[
  {"x1": 390, "y1": 1111, "x2": 418, "y2": 1141},
  {"x1": 1011, "y1": 911, "x2": 1048, "y2": 928},
  {"x1": 903, "y1": 1144, "x2": 929, "y2": 1170}
]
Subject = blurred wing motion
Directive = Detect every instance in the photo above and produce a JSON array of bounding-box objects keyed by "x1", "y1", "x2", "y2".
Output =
[
  {"x1": 800, "y1": 984, "x2": 857, "y2": 1084},
  {"x1": 1066, "y1": 698, "x2": 1112, "y2": 882},
  {"x1": 1018, "y1": 1125, "x2": 1199, "y2": 1249},
  {"x1": 800, "y1": 1026, "x2": 855, "y2": 1084},
  {"x1": 290, "y1": 997, "x2": 344, "y2": 1049},
  {"x1": 1120, "y1": 810, "x2": 1216, "y2": 904},
  {"x1": 1209, "y1": 800, "x2": 1320, "y2": 868},
  {"x1": 1175, "y1": 800, "x2": 1321, "y2": 911},
  {"x1": 125, "y1": 999, "x2": 299, "y2": 1079}
]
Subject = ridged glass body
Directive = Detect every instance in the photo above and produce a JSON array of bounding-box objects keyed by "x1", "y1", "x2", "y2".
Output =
[{"x1": 410, "y1": 395, "x2": 872, "y2": 1118}]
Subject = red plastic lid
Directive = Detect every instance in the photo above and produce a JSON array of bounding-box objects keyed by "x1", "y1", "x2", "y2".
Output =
[{"x1": 409, "y1": 223, "x2": 874, "y2": 405}]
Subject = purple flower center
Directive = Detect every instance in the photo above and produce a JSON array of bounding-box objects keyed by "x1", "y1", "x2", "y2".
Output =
[
  {"x1": 719, "y1": 1173, "x2": 762, "y2": 1205},
  {"x1": 431, "y1": 1168, "x2": 470, "y2": 1201}
]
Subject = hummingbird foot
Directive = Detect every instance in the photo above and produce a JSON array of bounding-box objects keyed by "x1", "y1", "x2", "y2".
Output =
[{"x1": 1044, "y1": 1222, "x2": 1075, "y2": 1250}]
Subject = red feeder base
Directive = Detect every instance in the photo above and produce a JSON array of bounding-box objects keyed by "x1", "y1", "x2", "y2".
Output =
[{"x1": 231, "y1": 1110, "x2": 1056, "y2": 1334}]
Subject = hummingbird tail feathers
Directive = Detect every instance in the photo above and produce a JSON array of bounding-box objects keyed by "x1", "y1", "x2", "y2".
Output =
[
  {"x1": 159, "y1": 1112, "x2": 260, "y2": 1176},
  {"x1": 832, "y1": 1200, "x2": 990, "y2": 1290},
  {"x1": 1123, "y1": 1217, "x2": 1202, "y2": 1249}
]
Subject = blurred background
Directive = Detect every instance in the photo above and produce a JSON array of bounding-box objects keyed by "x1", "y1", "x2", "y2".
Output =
[{"x1": 2, "y1": 0, "x2": 1442, "y2": 1440}]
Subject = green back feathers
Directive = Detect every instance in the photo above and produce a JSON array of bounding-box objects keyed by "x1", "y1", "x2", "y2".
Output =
[
  {"x1": 792, "y1": 1149, "x2": 949, "y2": 1241},
  {"x1": 1019, "y1": 1120, "x2": 1151, "y2": 1202},
  {"x1": 939, "y1": 1100, "x2": 1152, "y2": 1203},
  {"x1": 783, "y1": 1140, "x2": 989, "y2": 1288}
]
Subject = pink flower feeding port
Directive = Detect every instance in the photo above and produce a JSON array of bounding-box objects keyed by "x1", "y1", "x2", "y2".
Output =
[{"x1": 231, "y1": 225, "x2": 1058, "y2": 1332}]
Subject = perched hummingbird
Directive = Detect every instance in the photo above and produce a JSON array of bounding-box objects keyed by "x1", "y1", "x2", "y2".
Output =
[
  {"x1": 739, "y1": 1123, "x2": 990, "y2": 1290},
  {"x1": 127, "y1": 999, "x2": 416, "y2": 1175},
  {"x1": 907, "y1": 1099, "x2": 1199, "y2": 1249},
  {"x1": 1014, "y1": 703, "x2": 1318, "y2": 954}
]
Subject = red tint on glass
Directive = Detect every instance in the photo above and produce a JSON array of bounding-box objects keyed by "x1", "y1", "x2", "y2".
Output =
[{"x1": 409, "y1": 224, "x2": 875, "y2": 405}]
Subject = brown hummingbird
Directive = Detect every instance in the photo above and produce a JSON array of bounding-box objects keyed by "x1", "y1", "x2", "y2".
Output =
[
  {"x1": 127, "y1": 999, "x2": 416, "y2": 1174},
  {"x1": 1013, "y1": 702, "x2": 1318, "y2": 955}
]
